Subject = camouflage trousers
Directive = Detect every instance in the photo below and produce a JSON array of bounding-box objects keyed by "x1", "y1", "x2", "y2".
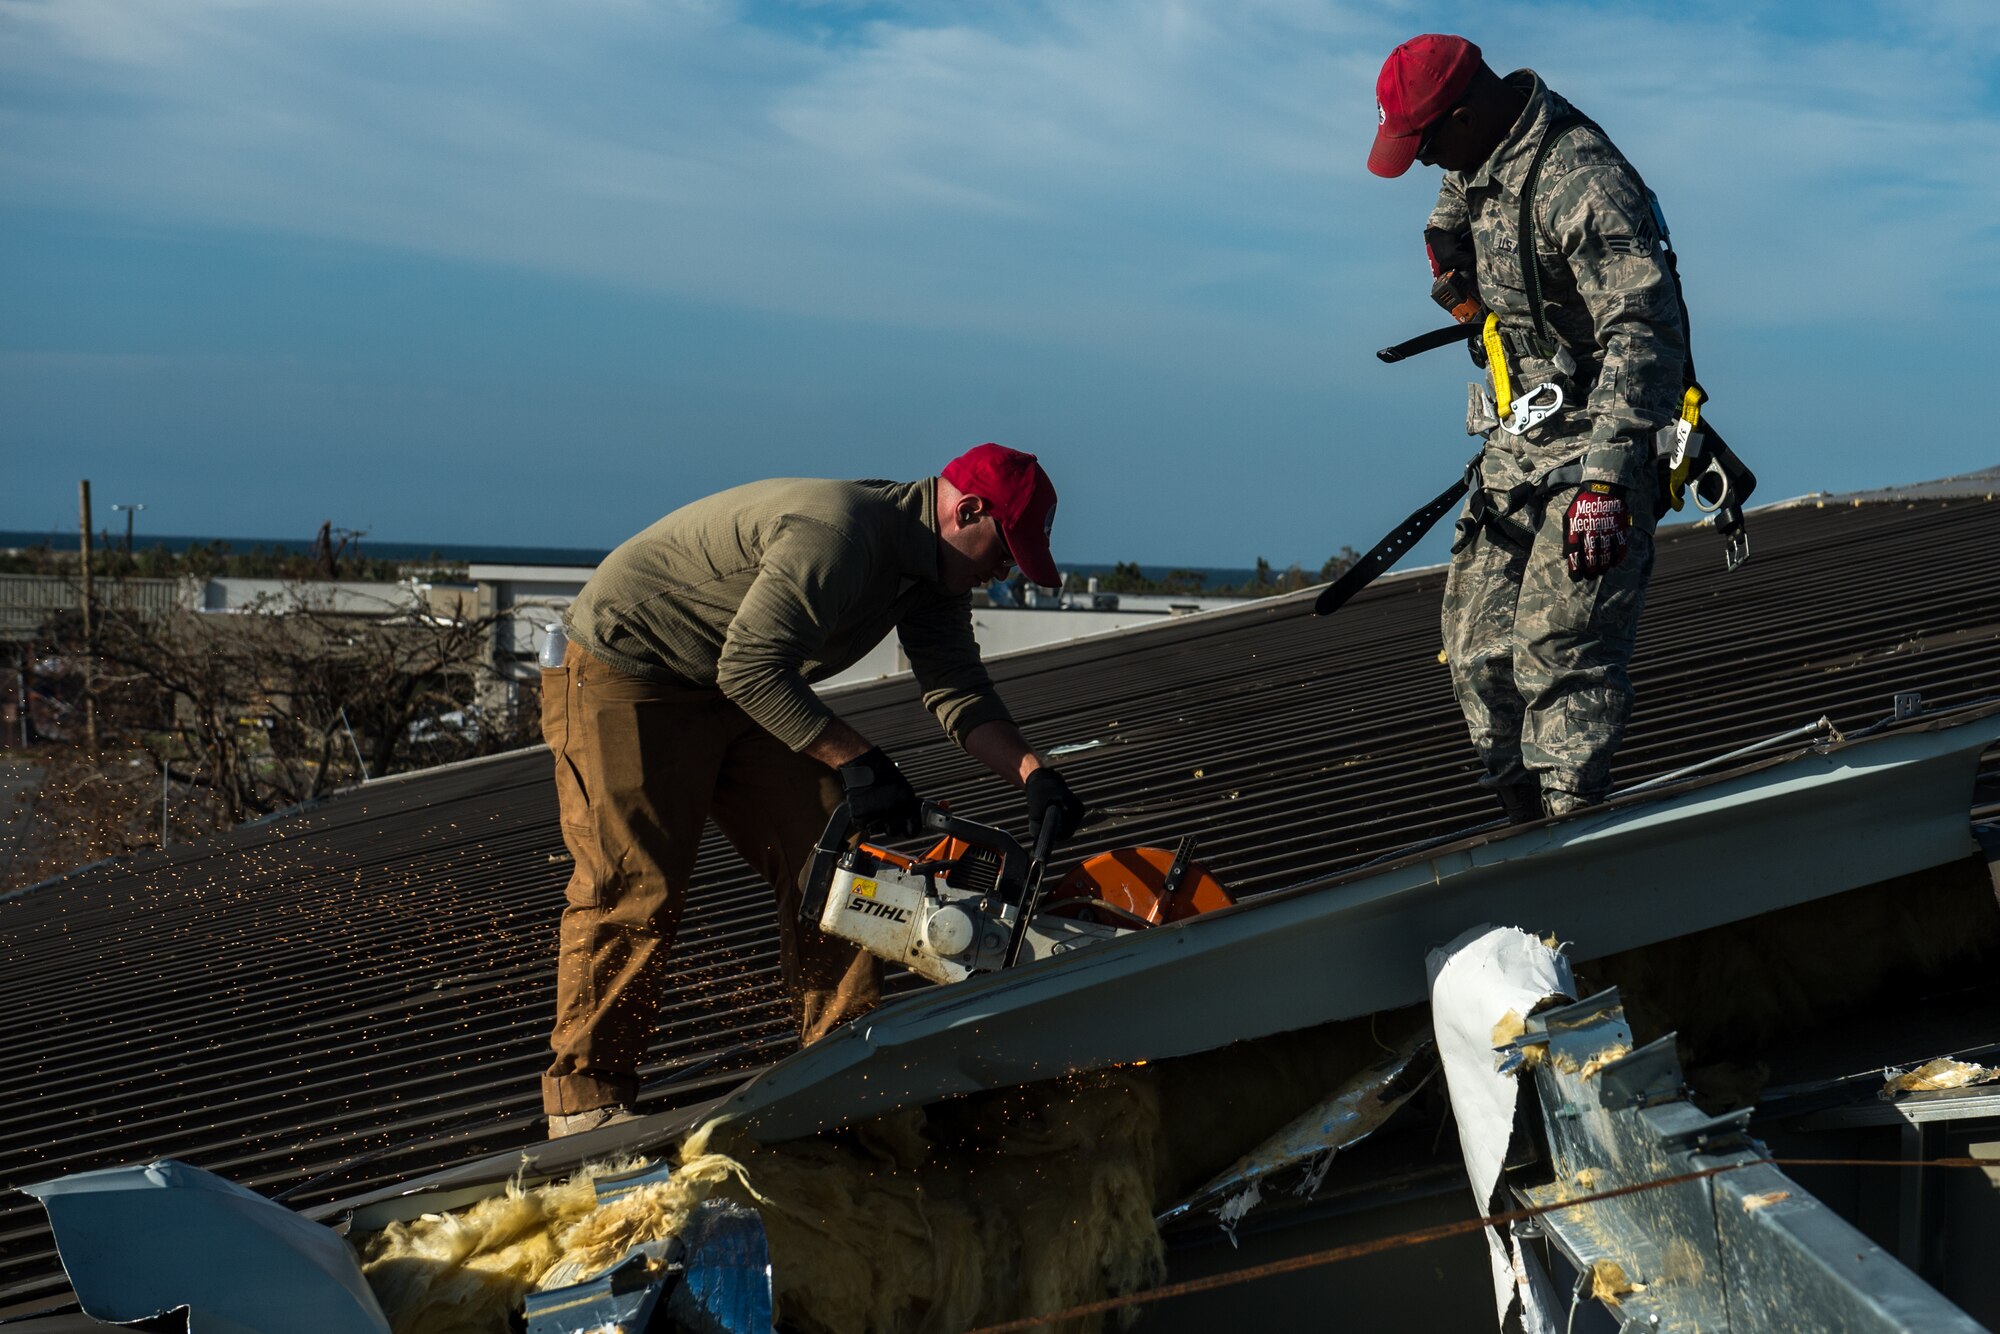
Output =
[{"x1": 1441, "y1": 447, "x2": 1658, "y2": 805}]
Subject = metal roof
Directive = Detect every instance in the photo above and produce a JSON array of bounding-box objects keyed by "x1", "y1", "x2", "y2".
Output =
[
  {"x1": 4, "y1": 496, "x2": 2000, "y2": 1316},
  {"x1": 1799, "y1": 465, "x2": 2000, "y2": 504}
]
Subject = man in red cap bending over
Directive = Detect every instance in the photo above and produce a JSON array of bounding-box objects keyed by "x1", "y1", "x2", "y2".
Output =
[{"x1": 540, "y1": 444, "x2": 1087, "y2": 1137}]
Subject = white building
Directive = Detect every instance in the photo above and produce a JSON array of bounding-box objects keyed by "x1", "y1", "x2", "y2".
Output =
[{"x1": 466, "y1": 564, "x2": 1257, "y2": 689}]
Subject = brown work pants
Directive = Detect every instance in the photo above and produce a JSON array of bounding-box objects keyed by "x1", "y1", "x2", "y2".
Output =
[{"x1": 540, "y1": 641, "x2": 881, "y2": 1115}]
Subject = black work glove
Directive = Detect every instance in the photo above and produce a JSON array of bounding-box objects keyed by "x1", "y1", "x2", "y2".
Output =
[
  {"x1": 838, "y1": 747, "x2": 923, "y2": 837},
  {"x1": 1562, "y1": 483, "x2": 1632, "y2": 581},
  {"x1": 1025, "y1": 766, "x2": 1087, "y2": 844},
  {"x1": 1424, "y1": 226, "x2": 1476, "y2": 279}
]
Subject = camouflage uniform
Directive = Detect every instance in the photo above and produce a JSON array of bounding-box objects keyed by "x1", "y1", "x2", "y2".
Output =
[{"x1": 1432, "y1": 71, "x2": 1688, "y2": 810}]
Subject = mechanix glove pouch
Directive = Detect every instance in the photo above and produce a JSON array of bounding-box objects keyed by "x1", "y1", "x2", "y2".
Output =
[{"x1": 1562, "y1": 483, "x2": 1632, "y2": 582}]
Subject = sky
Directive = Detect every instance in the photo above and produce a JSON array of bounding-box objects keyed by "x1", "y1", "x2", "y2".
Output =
[{"x1": 3, "y1": 0, "x2": 1997, "y2": 571}]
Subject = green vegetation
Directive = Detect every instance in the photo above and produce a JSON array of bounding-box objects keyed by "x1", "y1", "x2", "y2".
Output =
[
  {"x1": 1090, "y1": 547, "x2": 1360, "y2": 597},
  {"x1": 0, "y1": 537, "x2": 464, "y2": 583}
]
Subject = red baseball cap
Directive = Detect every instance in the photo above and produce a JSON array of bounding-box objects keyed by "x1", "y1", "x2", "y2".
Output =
[
  {"x1": 1368, "y1": 34, "x2": 1482, "y2": 178},
  {"x1": 941, "y1": 443, "x2": 1060, "y2": 588}
]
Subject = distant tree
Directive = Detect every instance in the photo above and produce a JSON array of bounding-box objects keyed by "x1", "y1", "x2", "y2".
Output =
[
  {"x1": 9, "y1": 586, "x2": 537, "y2": 886},
  {"x1": 1319, "y1": 545, "x2": 1362, "y2": 582},
  {"x1": 1099, "y1": 561, "x2": 1151, "y2": 593}
]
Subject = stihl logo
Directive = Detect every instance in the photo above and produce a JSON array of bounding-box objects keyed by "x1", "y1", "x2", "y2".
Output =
[{"x1": 847, "y1": 895, "x2": 910, "y2": 924}]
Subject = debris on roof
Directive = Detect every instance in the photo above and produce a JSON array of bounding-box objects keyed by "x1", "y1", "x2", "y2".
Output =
[
  {"x1": 1883, "y1": 1058, "x2": 2000, "y2": 1098},
  {"x1": 358, "y1": 1154, "x2": 656, "y2": 1333},
  {"x1": 1155, "y1": 1026, "x2": 1436, "y2": 1241}
]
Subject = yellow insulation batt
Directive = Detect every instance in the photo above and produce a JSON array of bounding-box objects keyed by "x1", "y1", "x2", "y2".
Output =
[
  {"x1": 1883, "y1": 1057, "x2": 1999, "y2": 1096},
  {"x1": 358, "y1": 1070, "x2": 1167, "y2": 1334},
  {"x1": 356, "y1": 1015, "x2": 1405, "y2": 1334},
  {"x1": 358, "y1": 1156, "x2": 650, "y2": 1334}
]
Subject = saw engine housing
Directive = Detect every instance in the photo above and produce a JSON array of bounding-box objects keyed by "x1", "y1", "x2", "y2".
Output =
[{"x1": 802, "y1": 802, "x2": 1234, "y2": 985}]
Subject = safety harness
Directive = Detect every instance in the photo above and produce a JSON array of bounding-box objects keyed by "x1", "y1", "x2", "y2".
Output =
[{"x1": 1316, "y1": 112, "x2": 1757, "y2": 619}]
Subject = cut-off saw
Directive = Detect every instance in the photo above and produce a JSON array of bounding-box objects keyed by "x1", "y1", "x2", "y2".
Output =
[{"x1": 800, "y1": 801, "x2": 1235, "y2": 984}]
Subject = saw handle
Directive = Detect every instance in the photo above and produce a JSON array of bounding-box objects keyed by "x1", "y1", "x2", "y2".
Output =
[
  {"x1": 1002, "y1": 813, "x2": 1067, "y2": 969},
  {"x1": 921, "y1": 803, "x2": 1030, "y2": 890},
  {"x1": 798, "y1": 800, "x2": 856, "y2": 928}
]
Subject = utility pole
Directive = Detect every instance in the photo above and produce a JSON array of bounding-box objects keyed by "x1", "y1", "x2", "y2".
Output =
[
  {"x1": 111, "y1": 502, "x2": 147, "y2": 556},
  {"x1": 79, "y1": 480, "x2": 98, "y2": 752}
]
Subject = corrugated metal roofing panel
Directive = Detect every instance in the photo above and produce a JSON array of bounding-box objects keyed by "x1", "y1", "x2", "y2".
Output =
[{"x1": 3, "y1": 496, "x2": 2000, "y2": 1314}]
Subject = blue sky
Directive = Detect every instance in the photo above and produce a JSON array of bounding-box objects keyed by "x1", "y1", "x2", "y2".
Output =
[{"x1": 3, "y1": 0, "x2": 1996, "y2": 569}]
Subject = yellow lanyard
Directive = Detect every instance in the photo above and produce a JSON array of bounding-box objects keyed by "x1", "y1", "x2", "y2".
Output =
[
  {"x1": 1481, "y1": 312, "x2": 1513, "y2": 419},
  {"x1": 1667, "y1": 384, "x2": 1707, "y2": 510}
]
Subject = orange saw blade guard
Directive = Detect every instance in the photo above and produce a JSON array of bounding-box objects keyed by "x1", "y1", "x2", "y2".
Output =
[{"x1": 1042, "y1": 845, "x2": 1234, "y2": 926}]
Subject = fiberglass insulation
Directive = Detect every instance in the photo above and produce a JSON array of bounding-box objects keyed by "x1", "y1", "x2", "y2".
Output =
[
  {"x1": 358, "y1": 1070, "x2": 1163, "y2": 1334},
  {"x1": 357, "y1": 1016, "x2": 1399, "y2": 1334}
]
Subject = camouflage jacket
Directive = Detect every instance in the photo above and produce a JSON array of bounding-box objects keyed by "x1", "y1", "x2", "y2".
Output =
[{"x1": 1428, "y1": 70, "x2": 1688, "y2": 492}]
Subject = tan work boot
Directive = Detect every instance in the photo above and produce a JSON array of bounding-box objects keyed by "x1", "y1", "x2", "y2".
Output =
[
  {"x1": 547, "y1": 1104, "x2": 640, "y2": 1140},
  {"x1": 1541, "y1": 788, "x2": 1600, "y2": 818}
]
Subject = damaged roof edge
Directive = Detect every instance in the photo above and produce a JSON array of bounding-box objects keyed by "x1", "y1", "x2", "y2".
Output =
[
  {"x1": 715, "y1": 704, "x2": 2000, "y2": 1142},
  {"x1": 319, "y1": 702, "x2": 2000, "y2": 1220}
]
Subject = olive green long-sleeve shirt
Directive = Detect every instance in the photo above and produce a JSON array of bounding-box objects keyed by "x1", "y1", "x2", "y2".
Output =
[{"x1": 565, "y1": 477, "x2": 1013, "y2": 753}]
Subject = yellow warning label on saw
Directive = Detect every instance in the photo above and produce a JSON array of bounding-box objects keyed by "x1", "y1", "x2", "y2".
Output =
[{"x1": 852, "y1": 880, "x2": 877, "y2": 898}]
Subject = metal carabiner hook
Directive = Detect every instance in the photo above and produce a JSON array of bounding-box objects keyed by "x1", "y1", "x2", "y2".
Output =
[{"x1": 1499, "y1": 381, "x2": 1564, "y2": 436}]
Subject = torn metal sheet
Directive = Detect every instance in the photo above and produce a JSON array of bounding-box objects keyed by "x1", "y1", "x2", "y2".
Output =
[
  {"x1": 1516, "y1": 989, "x2": 1986, "y2": 1333},
  {"x1": 1429, "y1": 926, "x2": 1574, "y2": 1334},
  {"x1": 1156, "y1": 1032, "x2": 1437, "y2": 1237},
  {"x1": 525, "y1": 1244, "x2": 677, "y2": 1334},
  {"x1": 695, "y1": 707, "x2": 2000, "y2": 1144},
  {"x1": 21, "y1": 1158, "x2": 390, "y2": 1334},
  {"x1": 666, "y1": 1196, "x2": 775, "y2": 1334}
]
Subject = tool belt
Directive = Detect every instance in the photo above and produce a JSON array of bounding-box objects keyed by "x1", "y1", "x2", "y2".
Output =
[
  {"x1": 1451, "y1": 453, "x2": 1586, "y2": 554},
  {"x1": 1450, "y1": 407, "x2": 1755, "y2": 569}
]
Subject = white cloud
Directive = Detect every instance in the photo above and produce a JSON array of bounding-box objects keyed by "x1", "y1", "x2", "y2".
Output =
[{"x1": 3, "y1": 0, "x2": 1997, "y2": 374}]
